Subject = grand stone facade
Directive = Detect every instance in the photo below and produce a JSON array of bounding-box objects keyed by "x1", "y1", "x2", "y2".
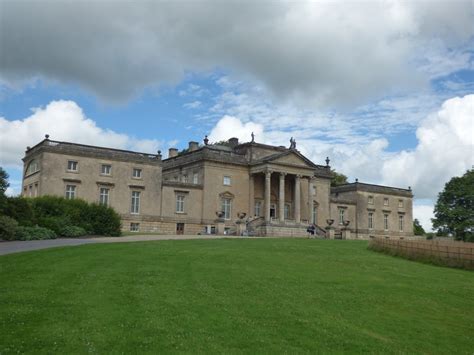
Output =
[{"x1": 21, "y1": 135, "x2": 414, "y2": 239}]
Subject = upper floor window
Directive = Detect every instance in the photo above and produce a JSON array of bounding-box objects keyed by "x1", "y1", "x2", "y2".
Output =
[
  {"x1": 193, "y1": 173, "x2": 199, "y2": 184},
  {"x1": 176, "y1": 195, "x2": 185, "y2": 213},
  {"x1": 26, "y1": 160, "x2": 39, "y2": 175},
  {"x1": 101, "y1": 164, "x2": 111, "y2": 175},
  {"x1": 383, "y1": 198, "x2": 389, "y2": 206},
  {"x1": 399, "y1": 215, "x2": 404, "y2": 232},
  {"x1": 384, "y1": 214, "x2": 389, "y2": 230},
  {"x1": 99, "y1": 187, "x2": 110, "y2": 206},
  {"x1": 368, "y1": 196, "x2": 374, "y2": 205},
  {"x1": 182, "y1": 175, "x2": 188, "y2": 183},
  {"x1": 67, "y1": 160, "x2": 78, "y2": 172},
  {"x1": 222, "y1": 198, "x2": 232, "y2": 220},
  {"x1": 131, "y1": 191, "x2": 140, "y2": 214},
  {"x1": 132, "y1": 168, "x2": 142, "y2": 179},
  {"x1": 338, "y1": 208, "x2": 345, "y2": 225},
  {"x1": 65, "y1": 185, "x2": 76, "y2": 199},
  {"x1": 223, "y1": 176, "x2": 231, "y2": 186},
  {"x1": 398, "y1": 199, "x2": 404, "y2": 208}
]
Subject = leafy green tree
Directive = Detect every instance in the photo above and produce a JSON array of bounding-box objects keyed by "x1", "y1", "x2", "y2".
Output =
[
  {"x1": 413, "y1": 219, "x2": 425, "y2": 235},
  {"x1": 0, "y1": 167, "x2": 9, "y2": 212},
  {"x1": 331, "y1": 169, "x2": 348, "y2": 187},
  {"x1": 432, "y1": 169, "x2": 474, "y2": 241}
]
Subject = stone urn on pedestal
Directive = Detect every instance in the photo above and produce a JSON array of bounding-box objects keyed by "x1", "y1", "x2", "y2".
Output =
[
  {"x1": 342, "y1": 220, "x2": 351, "y2": 240},
  {"x1": 326, "y1": 219, "x2": 335, "y2": 239},
  {"x1": 236, "y1": 212, "x2": 247, "y2": 236},
  {"x1": 215, "y1": 211, "x2": 225, "y2": 235}
]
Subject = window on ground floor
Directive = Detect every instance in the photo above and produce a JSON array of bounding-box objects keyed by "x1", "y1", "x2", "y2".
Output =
[
  {"x1": 339, "y1": 208, "x2": 345, "y2": 225},
  {"x1": 130, "y1": 223, "x2": 140, "y2": 232},
  {"x1": 384, "y1": 214, "x2": 389, "y2": 231},
  {"x1": 255, "y1": 201, "x2": 261, "y2": 217},
  {"x1": 221, "y1": 198, "x2": 232, "y2": 220},
  {"x1": 99, "y1": 187, "x2": 110, "y2": 206},
  {"x1": 65, "y1": 185, "x2": 76, "y2": 199},
  {"x1": 368, "y1": 212, "x2": 374, "y2": 229},
  {"x1": 399, "y1": 215, "x2": 404, "y2": 232}
]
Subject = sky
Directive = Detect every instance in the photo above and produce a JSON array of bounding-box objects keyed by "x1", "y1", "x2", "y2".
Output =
[{"x1": 0, "y1": 0, "x2": 473, "y2": 231}]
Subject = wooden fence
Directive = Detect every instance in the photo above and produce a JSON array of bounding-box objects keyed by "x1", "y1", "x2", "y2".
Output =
[{"x1": 368, "y1": 238, "x2": 474, "y2": 270}]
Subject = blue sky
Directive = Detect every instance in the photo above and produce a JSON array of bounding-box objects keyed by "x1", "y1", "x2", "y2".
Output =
[{"x1": 1, "y1": 1, "x2": 473, "y2": 231}]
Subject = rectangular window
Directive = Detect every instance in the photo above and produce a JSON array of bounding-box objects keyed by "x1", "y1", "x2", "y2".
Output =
[
  {"x1": 182, "y1": 175, "x2": 188, "y2": 183},
  {"x1": 384, "y1": 214, "x2": 389, "y2": 231},
  {"x1": 99, "y1": 187, "x2": 109, "y2": 206},
  {"x1": 34, "y1": 183, "x2": 38, "y2": 197},
  {"x1": 255, "y1": 201, "x2": 261, "y2": 217},
  {"x1": 223, "y1": 176, "x2": 231, "y2": 186},
  {"x1": 339, "y1": 208, "x2": 345, "y2": 225},
  {"x1": 285, "y1": 203, "x2": 291, "y2": 220},
  {"x1": 312, "y1": 205, "x2": 317, "y2": 224},
  {"x1": 222, "y1": 198, "x2": 232, "y2": 220},
  {"x1": 384, "y1": 198, "x2": 389, "y2": 206},
  {"x1": 67, "y1": 160, "x2": 78, "y2": 171},
  {"x1": 132, "y1": 168, "x2": 142, "y2": 178},
  {"x1": 399, "y1": 215, "x2": 404, "y2": 232},
  {"x1": 368, "y1": 212, "x2": 374, "y2": 229},
  {"x1": 28, "y1": 185, "x2": 33, "y2": 197},
  {"x1": 101, "y1": 164, "x2": 112, "y2": 175},
  {"x1": 193, "y1": 173, "x2": 198, "y2": 184},
  {"x1": 398, "y1": 199, "x2": 404, "y2": 208},
  {"x1": 65, "y1": 185, "x2": 76, "y2": 199},
  {"x1": 131, "y1": 191, "x2": 140, "y2": 214},
  {"x1": 368, "y1": 196, "x2": 374, "y2": 205},
  {"x1": 130, "y1": 223, "x2": 140, "y2": 232},
  {"x1": 176, "y1": 195, "x2": 185, "y2": 213}
]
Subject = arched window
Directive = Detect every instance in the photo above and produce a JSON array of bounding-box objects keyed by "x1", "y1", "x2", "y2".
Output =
[{"x1": 26, "y1": 159, "x2": 39, "y2": 175}]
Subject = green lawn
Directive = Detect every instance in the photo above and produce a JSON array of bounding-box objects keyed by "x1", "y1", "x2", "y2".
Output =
[{"x1": 1, "y1": 239, "x2": 473, "y2": 353}]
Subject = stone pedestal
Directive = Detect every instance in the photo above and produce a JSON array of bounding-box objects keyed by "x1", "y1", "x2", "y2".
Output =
[
  {"x1": 342, "y1": 229, "x2": 351, "y2": 240},
  {"x1": 326, "y1": 227, "x2": 335, "y2": 239},
  {"x1": 215, "y1": 219, "x2": 225, "y2": 235},
  {"x1": 236, "y1": 221, "x2": 246, "y2": 236}
]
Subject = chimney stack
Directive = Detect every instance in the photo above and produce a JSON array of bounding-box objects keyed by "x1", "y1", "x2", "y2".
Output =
[
  {"x1": 188, "y1": 141, "x2": 199, "y2": 152},
  {"x1": 168, "y1": 148, "x2": 178, "y2": 158},
  {"x1": 228, "y1": 137, "x2": 239, "y2": 148}
]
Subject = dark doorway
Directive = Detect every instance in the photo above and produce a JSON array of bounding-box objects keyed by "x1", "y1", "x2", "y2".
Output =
[{"x1": 176, "y1": 223, "x2": 184, "y2": 235}]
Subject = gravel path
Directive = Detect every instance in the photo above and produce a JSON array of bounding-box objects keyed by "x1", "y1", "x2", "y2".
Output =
[{"x1": 0, "y1": 235, "x2": 256, "y2": 256}]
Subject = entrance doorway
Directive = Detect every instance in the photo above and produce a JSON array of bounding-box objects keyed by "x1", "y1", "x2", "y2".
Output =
[
  {"x1": 270, "y1": 204, "x2": 276, "y2": 219},
  {"x1": 176, "y1": 223, "x2": 184, "y2": 235}
]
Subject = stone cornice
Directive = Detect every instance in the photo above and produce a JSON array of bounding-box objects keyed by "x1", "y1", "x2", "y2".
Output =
[{"x1": 331, "y1": 182, "x2": 413, "y2": 197}]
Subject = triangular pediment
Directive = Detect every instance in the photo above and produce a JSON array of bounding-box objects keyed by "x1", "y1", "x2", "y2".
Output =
[{"x1": 265, "y1": 151, "x2": 317, "y2": 168}]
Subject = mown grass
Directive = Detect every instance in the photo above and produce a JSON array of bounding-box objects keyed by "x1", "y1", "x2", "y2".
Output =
[{"x1": 0, "y1": 239, "x2": 473, "y2": 353}]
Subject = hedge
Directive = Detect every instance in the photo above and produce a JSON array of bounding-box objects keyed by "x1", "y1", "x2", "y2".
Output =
[{"x1": 1, "y1": 195, "x2": 122, "y2": 238}]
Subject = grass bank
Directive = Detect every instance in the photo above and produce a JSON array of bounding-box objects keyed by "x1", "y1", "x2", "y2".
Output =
[{"x1": 1, "y1": 239, "x2": 473, "y2": 353}]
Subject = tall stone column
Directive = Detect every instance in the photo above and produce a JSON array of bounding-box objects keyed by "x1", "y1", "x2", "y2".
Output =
[
  {"x1": 279, "y1": 172, "x2": 286, "y2": 223},
  {"x1": 294, "y1": 175, "x2": 301, "y2": 223},
  {"x1": 308, "y1": 177, "x2": 314, "y2": 223},
  {"x1": 249, "y1": 174, "x2": 255, "y2": 217},
  {"x1": 265, "y1": 170, "x2": 272, "y2": 222}
]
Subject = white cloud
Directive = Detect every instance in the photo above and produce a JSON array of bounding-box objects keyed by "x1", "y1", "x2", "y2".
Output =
[
  {"x1": 0, "y1": 100, "x2": 163, "y2": 168},
  {"x1": 208, "y1": 115, "x2": 264, "y2": 143},
  {"x1": 382, "y1": 94, "x2": 474, "y2": 199},
  {"x1": 1, "y1": 1, "x2": 472, "y2": 106},
  {"x1": 413, "y1": 202, "x2": 435, "y2": 232},
  {"x1": 183, "y1": 100, "x2": 202, "y2": 109}
]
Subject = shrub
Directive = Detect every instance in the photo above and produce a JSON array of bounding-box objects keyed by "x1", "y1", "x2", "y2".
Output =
[
  {"x1": 3, "y1": 197, "x2": 34, "y2": 226},
  {"x1": 15, "y1": 226, "x2": 57, "y2": 241},
  {"x1": 60, "y1": 226, "x2": 87, "y2": 238},
  {"x1": 0, "y1": 215, "x2": 19, "y2": 241},
  {"x1": 85, "y1": 203, "x2": 121, "y2": 236},
  {"x1": 36, "y1": 216, "x2": 71, "y2": 235}
]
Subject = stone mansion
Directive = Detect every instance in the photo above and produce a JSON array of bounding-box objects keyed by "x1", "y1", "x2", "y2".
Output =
[{"x1": 21, "y1": 135, "x2": 414, "y2": 238}]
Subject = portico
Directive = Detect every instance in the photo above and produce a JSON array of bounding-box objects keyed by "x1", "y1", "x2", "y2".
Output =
[{"x1": 249, "y1": 168, "x2": 315, "y2": 225}]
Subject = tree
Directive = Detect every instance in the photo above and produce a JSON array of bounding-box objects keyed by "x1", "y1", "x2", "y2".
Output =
[
  {"x1": 331, "y1": 169, "x2": 348, "y2": 187},
  {"x1": 413, "y1": 219, "x2": 425, "y2": 235},
  {"x1": 432, "y1": 169, "x2": 474, "y2": 241},
  {"x1": 0, "y1": 167, "x2": 9, "y2": 212}
]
